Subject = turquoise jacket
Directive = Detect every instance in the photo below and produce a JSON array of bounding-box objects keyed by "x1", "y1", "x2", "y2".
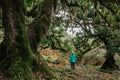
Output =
[{"x1": 70, "y1": 53, "x2": 77, "y2": 63}]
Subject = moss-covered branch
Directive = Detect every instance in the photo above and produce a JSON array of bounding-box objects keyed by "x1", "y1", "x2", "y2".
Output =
[
  {"x1": 27, "y1": 0, "x2": 58, "y2": 79},
  {"x1": 27, "y1": 0, "x2": 55, "y2": 51}
]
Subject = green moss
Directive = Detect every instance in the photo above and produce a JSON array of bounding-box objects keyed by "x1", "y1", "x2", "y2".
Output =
[
  {"x1": 3, "y1": 5, "x2": 35, "y2": 80},
  {"x1": 32, "y1": 53, "x2": 57, "y2": 79},
  {"x1": 8, "y1": 57, "x2": 34, "y2": 80},
  {"x1": 31, "y1": 0, "x2": 53, "y2": 45},
  {"x1": 1, "y1": 0, "x2": 57, "y2": 80}
]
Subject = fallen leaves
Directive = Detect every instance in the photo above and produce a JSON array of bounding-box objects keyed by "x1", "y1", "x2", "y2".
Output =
[{"x1": 103, "y1": 73, "x2": 112, "y2": 78}]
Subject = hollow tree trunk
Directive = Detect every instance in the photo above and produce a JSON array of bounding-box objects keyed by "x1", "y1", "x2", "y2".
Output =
[{"x1": 0, "y1": 0, "x2": 34, "y2": 79}]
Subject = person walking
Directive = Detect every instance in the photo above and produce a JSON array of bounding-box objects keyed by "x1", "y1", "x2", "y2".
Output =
[{"x1": 70, "y1": 52, "x2": 77, "y2": 70}]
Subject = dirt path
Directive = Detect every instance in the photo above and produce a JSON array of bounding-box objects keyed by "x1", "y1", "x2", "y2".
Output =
[{"x1": 53, "y1": 64, "x2": 120, "y2": 80}]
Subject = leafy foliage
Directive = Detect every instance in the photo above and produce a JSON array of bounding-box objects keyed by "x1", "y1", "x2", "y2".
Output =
[
  {"x1": 24, "y1": 0, "x2": 33, "y2": 7},
  {"x1": 41, "y1": 27, "x2": 72, "y2": 53},
  {"x1": 49, "y1": 0, "x2": 120, "y2": 69}
]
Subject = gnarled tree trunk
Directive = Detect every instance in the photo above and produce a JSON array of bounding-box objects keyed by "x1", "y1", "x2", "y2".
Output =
[
  {"x1": 99, "y1": 36, "x2": 119, "y2": 70},
  {"x1": 101, "y1": 52, "x2": 117, "y2": 69},
  {"x1": 0, "y1": 0, "x2": 34, "y2": 80},
  {"x1": 101, "y1": 46, "x2": 119, "y2": 70},
  {"x1": 0, "y1": 0, "x2": 57, "y2": 80},
  {"x1": 27, "y1": 0, "x2": 57, "y2": 79}
]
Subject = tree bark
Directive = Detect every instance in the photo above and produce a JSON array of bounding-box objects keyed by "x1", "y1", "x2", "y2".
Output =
[
  {"x1": 0, "y1": 0, "x2": 34, "y2": 80},
  {"x1": 101, "y1": 52, "x2": 118, "y2": 69},
  {"x1": 28, "y1": 0, "x2": 54, "y2": 51},
  {"x1": 27, "y1": 0, "x2": 57, "y2": 79},
  {"x1": 99, "y1": 36, "x2": 118, "y2": 70},
  {"x1": 0, "y1": 0, "x2": 57, "y2": 79}
]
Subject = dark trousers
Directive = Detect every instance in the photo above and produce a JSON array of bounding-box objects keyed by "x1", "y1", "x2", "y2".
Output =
[{"x1": 71, "y1": 62, "x2": 75, "y2": 69}]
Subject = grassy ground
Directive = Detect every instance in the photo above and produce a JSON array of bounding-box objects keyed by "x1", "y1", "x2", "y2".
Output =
[{"x1": 40, "y1": 48, "x2": 120, "y2": 80}]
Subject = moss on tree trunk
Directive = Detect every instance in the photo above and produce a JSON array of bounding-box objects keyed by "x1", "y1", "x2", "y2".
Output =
[
  {"x1": 0, "y1": 0, "x2": 57, "y2": 80},
  {"x1": 0, "y1": 0, "x2": 34, "y2": 80},
  {"x1": 27, "y1": 0, "x2": 57, "y2": 79}
]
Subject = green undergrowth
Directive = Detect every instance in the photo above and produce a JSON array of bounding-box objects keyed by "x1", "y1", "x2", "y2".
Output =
[{"x1": 7, "y1": 57, "x2": 34, "y2": 80}]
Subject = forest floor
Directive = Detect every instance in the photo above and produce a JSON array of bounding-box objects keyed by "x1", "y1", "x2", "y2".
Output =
[
  {"x1": 0, "y1": 33, "x2": 120, "y2": 80},
  {"x1": 1, "y1": 47, "x2": 120, "y2": 80},
  {"x1": 39, "y1": 48, "x2": 120, "y2": 80}
]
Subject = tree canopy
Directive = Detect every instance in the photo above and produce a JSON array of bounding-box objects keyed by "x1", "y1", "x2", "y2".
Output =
[{"x1": 0, "y1": 0, "x2": 120, "y2": 80}]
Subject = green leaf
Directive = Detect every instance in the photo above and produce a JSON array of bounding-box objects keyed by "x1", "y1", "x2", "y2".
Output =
[
  {"x1": 24, "y1": 0, "x2": 33, "y2": 7},
  {"x1": 94, "y1": 16, "x2": 100, "y2": 24},
  {"x1": 87, "y1": 9, "x2": 95, "y2": 17}
]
